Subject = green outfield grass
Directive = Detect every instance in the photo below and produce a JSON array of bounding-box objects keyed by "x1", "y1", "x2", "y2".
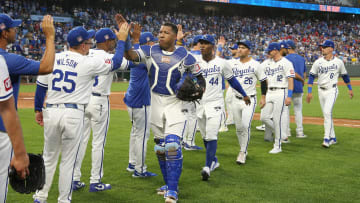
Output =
[{"x1": 6, "y1": 109, "x2": 360, "y2": 202}]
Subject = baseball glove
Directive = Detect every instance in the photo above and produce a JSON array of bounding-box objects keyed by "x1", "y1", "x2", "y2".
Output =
[
  {"x1": 176, "y1": 72, "x2": 204, "y2": 102},
  {"x1": 9, "y1": 153, "x2": 45, "y2": 194}
]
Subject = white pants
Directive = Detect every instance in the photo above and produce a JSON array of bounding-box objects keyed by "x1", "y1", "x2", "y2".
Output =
[
  {"x1": 34, "y1": 106, "x2": 84, "y2": 203},
  {"x1": 182, "y1": 102, "x2": 198, "y2": 146},
  {"x1": 319, "y1": 87, "x2": 338, "y2": 139},
  {"x1": 291, "y1": 93, "x2": 304, "y2": 136},
  {"x1": 197, "y1": 101, "x2": 224, "y2": 141},
  {"x1": 261, "y1": 89, "x2": 287, "y2": 149},
  {"x1": 0, "y1": 132, "x2": 12, "y2": 203},
  {"x1": 225, "y1": 87, "x2": 234, "y2": 125},
  {"x1": 127, "y1": 105, "x2": 150, "y2": 173},
  {"x1": 74, "y1": 95, "x2": 110, "y2": 184},
  {"x1": 232, "y1": 96, "x2": 257, "y2": 153}
]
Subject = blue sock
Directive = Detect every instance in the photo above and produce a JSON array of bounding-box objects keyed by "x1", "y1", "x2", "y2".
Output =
[
  {"x1": 155, "y1": 139, "x2": 167, "y2": 185},
  {"x1": 205, "y1": 140, "x2": 217, "y2": 168},
  {"x1": 165, "y1": 134, "x2": 182, "y2": 192}
]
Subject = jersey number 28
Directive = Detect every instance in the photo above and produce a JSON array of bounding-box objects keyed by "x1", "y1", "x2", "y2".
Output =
[{"x1": 52, "y1": 69, "x2": 77, "y2": 93}]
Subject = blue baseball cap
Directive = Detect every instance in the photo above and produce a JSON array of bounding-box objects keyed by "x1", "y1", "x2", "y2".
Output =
[
  {"x1": 139, "y1": 32, "x2": 156, "y2": 45},
  {"x1": 95, "y1": 28, "x2": 116, "y2": 43},
  {"x1": 193, "y1": 35, "x2": 202, "y2": 44},
  {"x1": 279, "y1": 41, "x2": 289, "y2": 49},
  {"x1": 0, "y1": 14, "x2": 22, "y2": 33},
  {"x1": 320, "y1": 40, "x2": 335, "y2": 49},
  {"x1": 67, "y1": 26, "x2": 95, "y2": 47},
  {"x1": 286, "y1": 40, "x2": 296, "y2": 49},
  {"x1": 266, "y1": 42, "x2": 280, "y2": 53},
  {"x1": 198, "y1": 34, "x2": 215, "y2": 45},
  {"x1": 237, "y1": 40, "x2": 252, "y2": 50},
  {"x1": 229, "y1": 43, "x2": 238, "y2": 50}
]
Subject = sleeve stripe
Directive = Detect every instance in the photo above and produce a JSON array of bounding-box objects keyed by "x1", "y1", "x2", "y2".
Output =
[
  {"x1": 36, "y1": 81, "x2": 48, "y2": 87},
  {"x1": 260, "y1": 77, "x2": 267, "y2": 82},
  {"x1": 227, "y1": 75, "x2": 235, "y2": 80},
  {"x1": 135, "y1": 50, "x2": 141, "y2": 63},
  {"x1": 0, "y1": 91, "x2": 13, "y2": 100}
]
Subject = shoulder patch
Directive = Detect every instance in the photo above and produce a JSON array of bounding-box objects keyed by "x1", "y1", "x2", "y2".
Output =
[{"x1": 4, "y1": 77, "x2": 12, "y2": 91}]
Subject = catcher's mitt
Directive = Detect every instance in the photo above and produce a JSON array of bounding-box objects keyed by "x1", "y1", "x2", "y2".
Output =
[
  {"x1": 176, "y1": 72, "x2": 204, "y2": 102},
  {"x1": 9, "y1": 153, "x2": 45, "y2": 194}
]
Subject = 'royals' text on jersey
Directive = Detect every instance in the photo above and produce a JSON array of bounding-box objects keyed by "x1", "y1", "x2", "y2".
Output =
[
  {"x1": 261, "y1": 57, "x2": 295, "y2": 88},
  {"x1": 196, "y1": 56, "x2": 233, "y2": 103},
  {"x1": 230, "y1": 58, "x2": 266, "y2": 96},
  {"x1": 136, "y1": 44, "x2": 200, "y2": 96},
  {"x1": 309, "y1": 56, "x2": 347, "y2": 88}
]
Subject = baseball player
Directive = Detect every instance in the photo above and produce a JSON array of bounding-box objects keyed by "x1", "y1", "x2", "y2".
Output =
[
  {"x1": 33, "y1": 23, "x2": 131, "y2": 203},
  {"x1": 260, "y1": 42, "x2": 295, "y2": 154},
  {"x1": 122, "y1": 16, "x2": 205, "y2": 202},
  {"x1": 71, "y1": 28, "x2": 134, "y2": 191},
  {"x1": 230, "y1": 40, "x2": 267, "y2": 164},
  {"x1": 195, "y1": 35, "x2": 250, "y2": 180},
  {"x1": 0, "y1": 14, "x2": 55, "y2": 203},
  {"x1": 307, "y1": 40, "x2": 353, "y2": 147},
  {"x1": 286, "y1": 40, "x2": 307, "y2": 138},
  {"x1": 125, "y1": 31, "x2": 157, "y2": 177}
]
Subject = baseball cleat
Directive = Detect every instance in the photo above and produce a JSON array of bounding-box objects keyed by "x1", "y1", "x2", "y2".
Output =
[
  {"x1": 156, "y1": 185, "x2": 168, "y2": 196},
  {"x1": 165, "y1": 190, "x2": 178, "y2": 203},
  {"x1": 132, "y1": 170, "x2": 157, "y2": 178},
  {"x1": 256, "y1": 124, "x2": 266, "y2": 131},
  {"x1": 210, "y1": 157, "x2": 220, "y2": 172},
  {"x1": 296, "y1": 134, "x2": 307, "y2": 138},
  {"x1": 72, "y1": 181, "x2": 85, "y2": 191},
  {"x1": 322, "y1": 139, "x2": 330, "y2": 148},
  {"x1": 201, "y1": 166, "x2": 210, "y2": 181},
  {"x1": 236, "y1": 152, "x2": 246, "y2": 164},
  {"x1": 281, "y1": 138, "x2": 291, "y2": 143},
  {"x1": 269, "y1": 147, "x2": 282, "y2": 154},
  {"x1": 218, "y1": 125, "x2": 228, "y2": 132},
  {"x1": 329, "y1": 138, "x2": 337, "y2": 145},
  {"x1": 126, "y1": 163, "x2": 135, "y2": 172},
  {"x1": 89, "y1": 182, "x2": 111, "y2": 192},
  {"x1": 33, "y1": 199, "x2": 47, "y2": 203},
  {"x1": 184, "y1": 143, "x2": 203, "y2": 151}
]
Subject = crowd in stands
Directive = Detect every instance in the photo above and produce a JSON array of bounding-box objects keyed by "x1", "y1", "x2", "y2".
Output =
[
  {"x1": 279, "y1": 0, "x2": 359, "y2": 7},
  {"x1": 1, "y1": 0, "x2": 359, "y2": 64}
]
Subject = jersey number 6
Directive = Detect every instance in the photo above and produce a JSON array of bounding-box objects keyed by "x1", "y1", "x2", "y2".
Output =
[{"x1": 52, "y1": 69, "x2": 78, "y2": 93}]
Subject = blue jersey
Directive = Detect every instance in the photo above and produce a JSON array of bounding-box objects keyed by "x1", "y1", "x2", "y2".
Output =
[
  {"x1": 0, "y1": 48, "x2": 40, "y2": 132},
  {"x1": 124, "y1": 64, "x2": 150, "y2": 108},
  {"x1": 286, "y1": 53, "x2": 306, "y2": 93}
]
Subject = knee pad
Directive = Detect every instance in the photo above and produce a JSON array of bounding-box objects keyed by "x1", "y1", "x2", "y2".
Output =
[
  {"x1": 154, "y1": 138, "x2": 165, "y2": 155},
  {"x1": 165, "y1": 134, "x2": 182, "y2": 160}
]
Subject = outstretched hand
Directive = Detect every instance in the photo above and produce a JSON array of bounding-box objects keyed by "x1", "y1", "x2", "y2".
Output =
[
  {"x1": 130, "y1": 23, "x2": 141, "y2": 43},
  {"x1": 41, "y1": 15, "x2": 55, "y2": 40},
  {"x1": 114, "y1": 22, "x2": 131, "y2": 41}
]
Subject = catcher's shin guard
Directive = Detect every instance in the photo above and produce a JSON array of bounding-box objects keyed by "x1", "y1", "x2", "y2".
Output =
[
  {"x1": 154, "y1": 138, "x2": 167, "y2": 185},
  {"x1": 165, "y1": 134, "x2": 183, "y2": 192}
]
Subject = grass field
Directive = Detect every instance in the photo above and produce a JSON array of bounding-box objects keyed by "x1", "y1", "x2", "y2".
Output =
[{"x1": 6, "y1": 109, "x2": 360, "y2": 202}]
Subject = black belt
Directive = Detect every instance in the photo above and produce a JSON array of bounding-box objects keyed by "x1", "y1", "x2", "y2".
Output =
[
  {"x1": 236, "y1": 95, "x2": 255, "y2": 100},
  {"x1": 319, "y1": 84, "x2": 336, "y2": 90},
  {"x1": 46, "y1": 103, "x2": 82, "y2": 110},
  {"x1": 269, "y1": 87, "x2": 286, "y2": 91},
  {"x1": 92, "y1": 92, "x2": 107, "y2": 97}
]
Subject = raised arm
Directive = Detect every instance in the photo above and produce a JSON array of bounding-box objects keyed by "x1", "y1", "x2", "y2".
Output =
[{"x1": 38, "y1": 15, "x2": 56, "y2": 74}]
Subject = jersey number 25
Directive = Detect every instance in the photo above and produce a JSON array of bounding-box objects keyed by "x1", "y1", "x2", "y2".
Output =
[{"x1": 52, "y1": 69, "x2": 77, "y2": 93}]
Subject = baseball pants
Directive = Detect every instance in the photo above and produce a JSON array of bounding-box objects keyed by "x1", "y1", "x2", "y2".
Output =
[
  {"x1": 197, "y1": 102, "x2": 224, "y2": 141},
  {"x1": 182, "y1": 102, "x2": 198, "y2": 146},
  {"x1": 261, "y1": 89, "x2": 287, "y2": 149},
  {"x1": 225, "y1": 87, "x2": 234, "y2": 125},
  {"x1": 319, "y1": 87, "x2": 338, "y2": 139},
  {"x1": 127, "y1": 105, "x2": 150, "y2": 173},
  {"x1": 0, "y1": 132, "x2": 12, "y2": 203},
  {"x1": 232, "y1": 96, "x2": 257, "y2": 154},
  {"x1": 34, "y1": 105, "x2": 84, "y2": 203},
  {"x1": 74, "y1": 95, "x2": 110, "y2": 184},
  {"x1": 292, "y1": 93, "x2": 304, "y2": 136}
]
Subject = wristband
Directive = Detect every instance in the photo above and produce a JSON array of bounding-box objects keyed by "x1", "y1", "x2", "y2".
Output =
[
  {"x1": 287, "y1": 89, "x2": 293, "y2": 98},
  {"x1": 347, "y1": 84, "x2": 352, "y2": 90},
  {"x1": 308, "y1": 87, "x2": 312, "y2": 93}
]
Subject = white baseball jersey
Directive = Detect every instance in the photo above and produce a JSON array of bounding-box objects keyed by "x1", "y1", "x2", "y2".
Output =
[
  {"x1": 261, "y1": 57, "x2": 295, "y2": 88},
  {"x1": 37, "y1": 50, "x2": 128, "y2": 104},
  {"x1": 196, "y1": 55, "x2": 233, "y2": 103},
  {"x1": 0, "y1": 56, "x2": 13, "y2": 101},
  {"x1": 230, "y1": 58, "x2": 266, "y2": 96},
  {"x1": 309, "y1": 56, "x2": 347, "y2": 88},
  {"x1": 89, "y1": 49, "x2": 130, "y2": 95}
]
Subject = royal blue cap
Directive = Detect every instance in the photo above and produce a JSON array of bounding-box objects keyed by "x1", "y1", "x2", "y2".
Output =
[
  {"x1": 237, "y1": 40, "x2": 252, "y2": 50},
  {"x1": 266, "y1": 42, "x2": 280, "y2": 53},
  {"x1": 95, "y1": 28, "x2": 116, "y2": 43},
  {"x1": 229, "y1": 43, "x2": 238, "y2": 50},
  {"x1": 193, "y1": 35, "x2": 202, "y2": 44},
  {"x1": 139, "y1": 32, "x2": 156, "y2": 45},
  {"x1": 320, "y1": 40, "x2": 335, "y2": 49},
  {"x1": 279, "y1": 41, "x2": 289, "y2": 49},
  {"x1": 198, "y1": 34, "x2": 215, "y2": 45},
  {"x1": 67, "y1": 26, "x2": 95, "y2": 47},
  {"x1": 286, "y1": 40, "x2": 296, "y2": 49},
  {"x1": 0, "y1": 14, "x2": 22, "y2": 33}
]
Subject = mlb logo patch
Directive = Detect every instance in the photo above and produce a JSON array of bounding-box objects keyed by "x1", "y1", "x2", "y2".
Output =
[
  {"x1": 195, "y1": 64, "x2": 201, "y2": 72},
  {"x1": 4, "y1": 77, "x2": 12, "y2": 91},
  {"x1": 0, "y1": 23, "x2": 5, "y2": 30},
  {"x1": 146, "y1": 37, "x2": 150, "y2": 42},
  {"x1": 161, "y1": 56, "x2": 171, "y2": 63},
  {"x1": 77, "y1": 36, "x2": 83, "y2": 42},
  {"x1": 104, "y1": 34, "x2": 109, "y2": 40},
  {"x1": 105, "y1": 59, "x2": 112, "y2": 64}
]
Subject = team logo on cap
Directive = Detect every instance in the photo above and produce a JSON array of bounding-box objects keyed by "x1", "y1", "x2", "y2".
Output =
[
  {"x1": 4, "y1": 77, "x2": 12, "y2": 91},
  {"x1": 146, "y1": 37, "x2": 150, "y2": 42},
  {"x1": 77, "y1": 36, "x2": 83, "y2": 42},
  {"x1": 0, "y1": 23, "x2": 6, "y2": 30},
  {"x1": 104, "y1": 34, "x2": 109, "y2": 40}
]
